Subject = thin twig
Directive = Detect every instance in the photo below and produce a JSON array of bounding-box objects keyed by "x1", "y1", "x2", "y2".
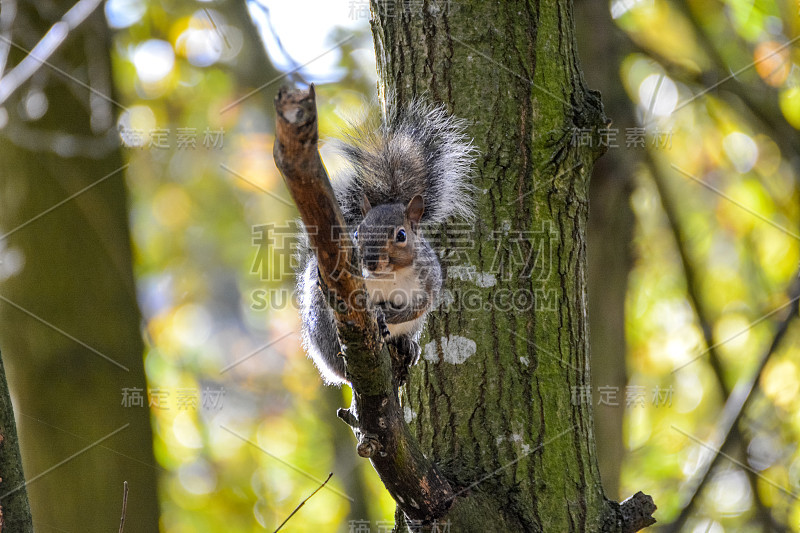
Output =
[
  {"x1": 118, "y1": 481, "x2": 129, "y2": 533},
  {"x1": 273, "y1": 473, "x2": 333, "y2": 533}
]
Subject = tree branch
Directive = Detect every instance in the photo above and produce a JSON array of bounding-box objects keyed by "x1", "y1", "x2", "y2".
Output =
[
  {"x1": 646, "y1": 152, "x2": 789, "y2": 531},
  {"x1": 647, "y1": 152, "x2": 730, "y2": 396},
  {"x1": 272, "y1": 85, "x2": 455, "y2": 522},
  {"x1": 0, "y1": 0, "x2": 105, "y2": 106},
  {"x1": 661, "y1": 268, "x2": 800, "y2": 533}
]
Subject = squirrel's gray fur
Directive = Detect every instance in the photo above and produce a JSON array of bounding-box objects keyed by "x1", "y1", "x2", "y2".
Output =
[
  {"x1": 296, "y1": 100, "x2": 476, "y2": 385},
  {"x1": 332, "y1": 100, "x2": 477, "y2": 226}
]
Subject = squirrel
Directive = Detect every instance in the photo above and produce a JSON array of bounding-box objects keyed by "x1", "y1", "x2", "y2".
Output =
[{"x1": 296, "y1": 100, "x2": 476, "y2": 386}]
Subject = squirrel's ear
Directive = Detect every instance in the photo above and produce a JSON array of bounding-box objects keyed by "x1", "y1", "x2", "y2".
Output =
[
  {"x1": 361, "y1": 194, "x2": 372, "y2": 217},
  {"x1": 406, "y1": 195, "x2": 425, "y2": 228}
]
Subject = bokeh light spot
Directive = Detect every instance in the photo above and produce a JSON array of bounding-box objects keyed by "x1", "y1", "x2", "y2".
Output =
[{"x1": 134, "y1": 39, "x2": 175, "y2": 84}]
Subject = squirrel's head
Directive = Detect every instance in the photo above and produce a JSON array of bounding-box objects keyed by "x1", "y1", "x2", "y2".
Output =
[{"x1": 354, "y1": 194, "x2": 424, "y2": 278}]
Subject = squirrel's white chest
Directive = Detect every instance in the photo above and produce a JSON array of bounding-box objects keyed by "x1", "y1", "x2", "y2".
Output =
[
  {"x1": 364, "y1": 268, "x2": 423, "y2": 337},
  {"x1": 364, "y1": 267, "x2": 420, "y2": 306}
]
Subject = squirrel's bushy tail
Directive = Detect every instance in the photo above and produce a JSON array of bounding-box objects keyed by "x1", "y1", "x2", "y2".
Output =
[{"x1": 331, "y1": 100, "x2": 477, "y2": 226}]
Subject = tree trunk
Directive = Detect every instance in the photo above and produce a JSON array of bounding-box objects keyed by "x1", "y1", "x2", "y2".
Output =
[
  {"x1": 0, "y1": 351, "x2": 33, "y2": 532},
  {"x1": 371, "y1": 0, "x2": 630, "y2": 530},
  {"x1": 0, "y1": 2, "x2": 160, "y2": 531}
]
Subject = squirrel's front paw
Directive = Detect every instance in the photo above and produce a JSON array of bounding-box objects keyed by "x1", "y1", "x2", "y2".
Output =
[{"x1": 375, "y1": 307, "x2": 390, "y2": 338}]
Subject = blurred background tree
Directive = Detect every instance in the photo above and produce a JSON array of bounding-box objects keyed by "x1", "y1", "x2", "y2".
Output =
[
  {"x1": 0, "y1": 0, "x2": 798, "y2": 531},
  {"x1": 0, "y1": 0, "x2": 160, "y2": 530}
]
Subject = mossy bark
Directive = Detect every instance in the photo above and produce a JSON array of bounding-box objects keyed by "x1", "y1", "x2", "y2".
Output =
[
  {"x1": 0, "y1": 2, "x2": 160, "y2": 531},
  {"x1": 371, "y1": 0, "x2": 623, "y2": 530}
]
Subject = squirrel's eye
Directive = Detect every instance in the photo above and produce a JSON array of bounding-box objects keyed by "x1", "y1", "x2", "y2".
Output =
[
  {"x1": 353, "y1": 229, "x2": 358, "y2": 240},
  {"x1": 396, "y1": 228, "x2": 407, "y2": 243}
]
